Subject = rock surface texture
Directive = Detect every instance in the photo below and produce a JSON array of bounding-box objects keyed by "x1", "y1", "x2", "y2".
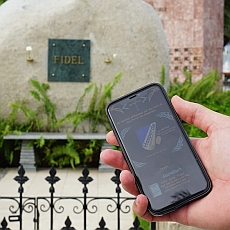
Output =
[{"x1": 0, "y1": 0, "x2": 169, "y2": 123}]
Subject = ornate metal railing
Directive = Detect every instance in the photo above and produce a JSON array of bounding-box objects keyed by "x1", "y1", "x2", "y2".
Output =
[{"x1": 0, "y1": 165, "x2": 156, "y2": 230}]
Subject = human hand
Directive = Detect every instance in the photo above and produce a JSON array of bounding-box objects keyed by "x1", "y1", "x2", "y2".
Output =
[{"x1": 101, "y1": 95, "x2": 230, "y2": 230}]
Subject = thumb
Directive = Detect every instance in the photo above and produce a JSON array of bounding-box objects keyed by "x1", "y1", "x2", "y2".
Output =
[{"x1": 171, "y1": 95, "x2": 229, "y2": 134}]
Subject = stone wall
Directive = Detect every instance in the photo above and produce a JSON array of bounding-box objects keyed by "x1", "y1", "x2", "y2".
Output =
[{"x1": 144, "y1": 0, "x2": 224, "y2": 81}]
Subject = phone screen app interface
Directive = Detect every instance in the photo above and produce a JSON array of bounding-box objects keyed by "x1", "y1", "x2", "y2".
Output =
[{"x1": 108, "y1": 85, "x2": 208, "y2": 210}]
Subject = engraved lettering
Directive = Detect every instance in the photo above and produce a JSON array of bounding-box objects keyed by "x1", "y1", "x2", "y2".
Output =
[
  {"x1": 53, "y1": 56, "x2": 84, "y2": 65},
  {"x1": 64, "y1": 56, "x2": 71, "y2": 64},
  {"x1": 78, "y1": 56, "x2": 84, "y2": 64},
  {"x1": 72, "y1": 56, "x2": 77, "y2": 64},
  {"x1": 54, "y1": 56, "x2": 59, "y2": 64}
]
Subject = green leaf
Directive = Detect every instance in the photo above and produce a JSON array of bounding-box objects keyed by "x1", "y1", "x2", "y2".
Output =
[
  {"x1": 30, "y1": 90, "x2": 41, "y2": 101},
  {"x1": 38, "y1": 136, "x2": 45, "y2": 148},
  {"x1": 160, "y1": 65, "x2": 165, "y2": 86}
]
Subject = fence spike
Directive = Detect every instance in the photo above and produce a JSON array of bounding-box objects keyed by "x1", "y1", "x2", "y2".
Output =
[
  {"x1": 14, "y1": 165, "x2": 29, "y2": 185},
  {"x1": 0, "y1": 217, "x2": 10, "y2": 230},
  {"x1": 45, "y1": 165, "x2": 60, "y2": 185},
  {"x1": 61, "y1": 216, "x2": 76, "y2": 230},
  {"x1": 78, "y1": 166, "x2": 93, "y2": 185},
  {"x1": 95, "y1": 217, "x2": 109, "y2": 230},
  {"x1": 65, "y1": 216, "x2": 71, "y2": 227},
  {"x1": 111, "y1": 169, "x2": 121, "y2": 185},
  {"x1": 129, "y1": 216, "x2": 143, "y2": 230}
]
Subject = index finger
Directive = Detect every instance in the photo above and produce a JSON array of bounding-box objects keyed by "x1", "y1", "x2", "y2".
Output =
[
  {"x1": 106, "y1": 131, "x2": 119, "y2": 146},
  {"x1": 100, "y1": 149, "x2": 130, "y2": 170}
]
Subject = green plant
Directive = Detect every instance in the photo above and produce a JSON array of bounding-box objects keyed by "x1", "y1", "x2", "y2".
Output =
[
  {"x1": 34, "y1": 74, "x2": 121, "y2": 168},
  {"x1": 29, "y1": 78, "x2": 58, "y2": 132},
  {"x1": 32, "y1": 73, "x2": 122, "y2": 168},
  {"x1": 58, "y1": 72, "x2": 122, "y2": 133},
  {"x1": 0, "y1": 117, "x2": 15, "y2": 165},
  {"x1": 160, "y1": 65, "x2": 166, "y2": 86},
  {"x1": 34, "y1": 137, "x2": 102, "y2": 168},
  {"x1": 10, "y1": 100, "x2": 43, "y2": 132},
  {"x1": 0, "y1": 103, "x2": 28, "y2": 166},
  {"x1": 0, "y1": 74, "x2": 122, "y2": 167},
  {"x1": 44, "y1": 139, "x2": 80, "y2": 169},
  {"x1": 168, "y1": 69, "x2": 221, "y2": 102},
  {"x1": 0, "y1": 79, "x2": 59, "y2": 166},
  {"x1": 8, "y1": 79, "x2": 58, "y2": 132},
  {"x1": 168, "y1": 69, "x2": 230, "y2": 137}
]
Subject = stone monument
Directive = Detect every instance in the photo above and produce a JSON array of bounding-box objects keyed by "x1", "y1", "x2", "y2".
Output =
[{"x1": 0, "y1": 0, "x2": 169, "y2": 128}]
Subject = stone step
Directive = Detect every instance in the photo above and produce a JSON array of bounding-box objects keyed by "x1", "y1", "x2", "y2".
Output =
[
  {"x1": 20, "y1": 160, "x2": 35, "y2": 164},
  {"x1": 20, "y1": 153, "x2": 35, "y2": 157},
  {"x1": 99, "y1": 142, "x2": 114, "y2": 172}
]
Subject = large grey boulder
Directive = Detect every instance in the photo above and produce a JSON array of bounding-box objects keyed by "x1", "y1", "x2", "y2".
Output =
[{"x1": 0, "y1": 0, "x2": 169, "y2": 130}]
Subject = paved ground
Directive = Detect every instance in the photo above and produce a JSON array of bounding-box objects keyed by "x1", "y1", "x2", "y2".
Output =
[{"x1": 0, "y1": 166, "x2": 135, "y2": 230}]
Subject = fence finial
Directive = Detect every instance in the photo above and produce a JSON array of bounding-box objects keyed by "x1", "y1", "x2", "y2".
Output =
[
  {"x1": 95, "y1": 217, "x2": 109, "y2": 230},
  {"x1": 0, "y1": 217, "x2": 10, "y2": 230},
  {"x1": 61, "y1": 216, "x2": 76, "y2": 230}
]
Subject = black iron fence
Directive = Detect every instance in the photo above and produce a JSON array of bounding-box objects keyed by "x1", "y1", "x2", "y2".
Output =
[{"x1": 0, "y1": 165, "x2": 156, "y2": 230}]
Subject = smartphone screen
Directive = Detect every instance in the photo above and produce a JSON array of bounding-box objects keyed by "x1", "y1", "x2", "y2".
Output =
[{"x1": 106, "y1": 83, "x2": 211, "y2": 215}]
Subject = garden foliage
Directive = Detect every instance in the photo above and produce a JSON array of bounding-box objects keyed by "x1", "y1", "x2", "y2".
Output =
[
  {"x1": 0, "y1": 73, "x2": 122, "y2": 168},
  {"x1": 168, "y1": 69, "x2": 230, "y2": 138},
  {"x1": 0, "y1": 70, "x2": 229, "y2": 169}
]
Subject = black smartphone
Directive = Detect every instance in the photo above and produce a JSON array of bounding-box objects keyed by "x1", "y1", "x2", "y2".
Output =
[{"x1": 106, "y1": 83, "x2": 212, "y2": 216}]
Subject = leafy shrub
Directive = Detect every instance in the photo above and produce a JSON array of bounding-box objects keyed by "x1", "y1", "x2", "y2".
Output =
[
  {"x1": 168, "y1": 70, "x2": 230, "y2": 137},
  {"x1": 34, "y1": 138, "x2": 102, "y2": 168},
  {"x1": 0, "y1": 73, "x2": 121, "y2": 168},
  {"x1": 57, "y1": 72, "x2": 122, "y2": 133}
]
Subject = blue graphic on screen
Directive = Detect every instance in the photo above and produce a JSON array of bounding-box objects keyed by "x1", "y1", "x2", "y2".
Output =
[
  {"x1": 120, "y1": 127, "x2": 130, "y2": 140},
  {"x1": 172, "y1": 136, "x2": 183, "y2": 153},
  {"x1": 136, "y1": 122, "x2": 156, "y2": 150}
]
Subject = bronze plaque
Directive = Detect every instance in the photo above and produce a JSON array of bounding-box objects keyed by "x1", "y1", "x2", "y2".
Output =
[{"x1": 48, "y1": 39, "x2": 90, "y2": 82}]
